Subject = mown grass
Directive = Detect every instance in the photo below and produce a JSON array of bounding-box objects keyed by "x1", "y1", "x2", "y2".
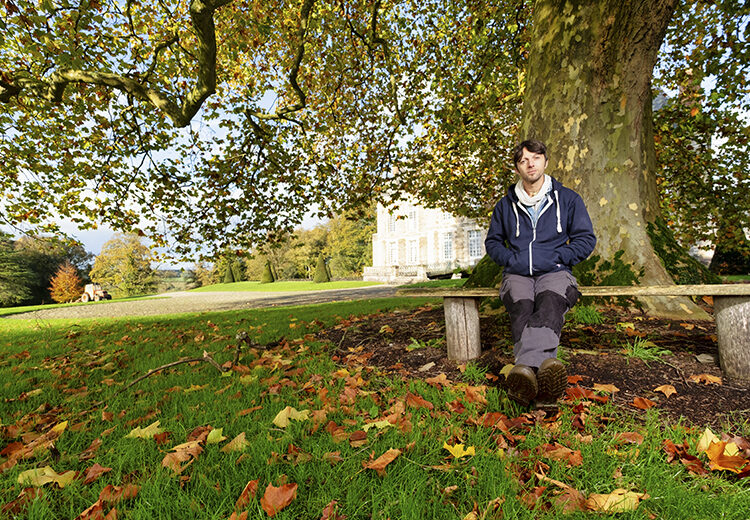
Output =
[
  {"x1": 190, "y1": 280, "x2": 382, "y2": 292},
  {"x1": 0, "y1": 295, "x2": 169, "y2": 318},
  {"x1": 1, "y1": 298, "x2": 748, "y2": 519},
  {"x1": 398, "y1": 278, "x2": 467, "y2": 289}
]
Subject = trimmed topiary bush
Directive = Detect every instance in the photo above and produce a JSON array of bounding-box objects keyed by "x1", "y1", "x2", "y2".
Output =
[
  {"x1": 260, "y1": 260, "x2": 275, "y2": 284},
  {"x1": 223, "y1": 265, "x2": 235, "y2": 284},
  {"x1": 313, "y1": 252, "x2": 330, "y2": 283}
]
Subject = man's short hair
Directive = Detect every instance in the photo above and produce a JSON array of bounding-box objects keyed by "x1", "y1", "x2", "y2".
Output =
[{"x1": 513, "y1": 140, "x2": 548, "y2": 165}]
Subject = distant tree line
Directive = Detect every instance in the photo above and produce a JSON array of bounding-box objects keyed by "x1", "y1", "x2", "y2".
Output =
[
  {"x1": 0, "y1": 232, "x2": 93, "y2": 307},
  {"x1": 193, "y1": 209, "x2": 375, "y2": 285}
]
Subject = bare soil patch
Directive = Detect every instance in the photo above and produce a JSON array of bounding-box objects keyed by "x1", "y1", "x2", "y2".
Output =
[{"x1": 317, "y1": 303, "x2": 750, "y2": 431}]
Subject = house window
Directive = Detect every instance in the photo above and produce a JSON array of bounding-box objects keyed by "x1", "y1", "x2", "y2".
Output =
[
  {"x1": 387, "y1": 214, "x2": 396, "y2": 233},
  {"x1": 388, "y1": 242, "x2": 398, "y2": 265},
  {"x1": 408, "y1": 209, "x2": 417, "y2": 231},
  {"x1": 408, "y1": 240, "x2": 418, "y2": 264},
  {"x1": 442, "y1": 233, "x2": 453, "y2": 261},
  {"x1": 468, "y1": 230, "x2": 482, "y2": 258}
]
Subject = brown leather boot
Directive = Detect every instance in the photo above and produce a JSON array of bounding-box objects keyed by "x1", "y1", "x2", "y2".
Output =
[
  {"x1": 536, "y1": 358, "x2": 567, "y2": 403},
  {"x1": 506, "y1": 364, "x2": 538, "y2": 407}
]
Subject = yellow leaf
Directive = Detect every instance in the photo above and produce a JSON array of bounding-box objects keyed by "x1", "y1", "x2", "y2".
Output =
[
  {"x1": 363, "y1": 420, "x2": 393, "y2": 432},
  {"x1": 18, "y1": 466, "x2": 76, "y2": 488},
  {"x1": 239, "y1": 374, "x2": 257, "y2": 385},
  {"x1": 586, "y1": 489, "x2": 648, "y2": 512},
  {"x1": 125, "y1": 420, "x2": 163, "y2": 439},
  {"x1": 500, "y1": 364, "x2": 514, "y2": 378},
  {"x1": 593, "y1": 383, "x2": 620, "y2": 394},
  {"x1": 273, "y1": 406, "x2": 310, "y2": 428},
  {"x1": 696, "y1": 427, "x2": 719, "y2": 453},
  {"x1": 206, "y1": 428, "x2": 226, "y2": 444},
  {"x1": 50, "y1": 421, "x2": 68, "y2": 435},
  {"x1": 443, "y1": 442, "x2": 476, "y2": 459},
  {"x1": 654, "y1": 384, "x2": 677, "y2": 398},
  {"x1": 221, "y1": 432, "x2": 248, "y2": 453}
]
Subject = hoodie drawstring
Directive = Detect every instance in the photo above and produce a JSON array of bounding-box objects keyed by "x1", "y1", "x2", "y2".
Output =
[
  {"x1": 512, "y1": 202, "x2": 520, "y2": 237},
  {"x1": 554, "y1": 190, "x2": 562, "y2": 233}
]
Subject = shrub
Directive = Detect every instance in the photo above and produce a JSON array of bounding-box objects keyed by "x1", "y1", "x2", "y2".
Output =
[
  {"x1": 313, "y1": 252, "x2": 330, "y2": 283},
  {"x1": 260, "y1": 261, "x2": 275, "y2": 284},
  {"x1": 223, "y1": 265, "x2": 235, "y2": 283}
]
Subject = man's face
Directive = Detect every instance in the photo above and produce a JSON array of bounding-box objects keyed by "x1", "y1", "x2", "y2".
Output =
[{"x1": 515, "y1": 147, "x2": 548, "y2": 187}]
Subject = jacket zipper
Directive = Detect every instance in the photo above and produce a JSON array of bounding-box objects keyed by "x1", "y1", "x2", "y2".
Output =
[{"x1": 515, "y1": 197, "x2": 554, "y2": 276}]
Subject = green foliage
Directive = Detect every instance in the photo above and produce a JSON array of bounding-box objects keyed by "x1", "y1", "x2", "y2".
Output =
[
  {"x1": 621, "y1": 336, "x2": 672, "y2": 366},
  {"x1": 0, "y1": 234, "x2": 35, "y2": 307},
  {"x1": 223, "y1": 265, "x2": 235, "y2": 284},
  {"x1": 313, "y1": 253, "x2": 330, "y2": 283},
  {"x1": 406, "y1": 337, "x2": 444, "y2": 351},
  {"x1": 89, "y1": 234, "x2": 156, "y2": 298},
  {"x1": 462, "y1": 362, "x2": 488, "y2": 384},
  {"x1": 568, "y1": 305, "x2": 603, "y2": 325},
  {"x1": 654, "y1": 1, "x2": 750, "y2": 262},
  {"x1": 260, "y1": 261, "x2": 275, "y2": 284},
  {"x1": 573, "y1": 250, "x2": 643, "y2": 288},
  {"x1": 231, "y1": 260, "x2": 246, "y2": 282},
  {"x1": 646, "y1": 218, "x2": 721, "y2": 285},
  {"x1": 573, "y1": 250, "x2": 644, "y2": 308},
  {"x1": 463, "y1": 255, "x2": 502, "y2": 288},
  {"x1": 12, "y1": 235, "x2": 92, "y2": 304}
]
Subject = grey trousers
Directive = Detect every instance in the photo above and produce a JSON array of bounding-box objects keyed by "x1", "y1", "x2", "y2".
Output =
[{"x1": 499, "y1": 270, "x2": 581, "y2": 368}]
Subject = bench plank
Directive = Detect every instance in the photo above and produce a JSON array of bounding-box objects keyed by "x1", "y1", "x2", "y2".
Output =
[{"x1": 397, "y1": 284, "x2": 750, "y2": 298}]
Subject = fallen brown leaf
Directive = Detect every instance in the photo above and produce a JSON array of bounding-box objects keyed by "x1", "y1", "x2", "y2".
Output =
[
  {"x1": 539, "y1": 443, "x2": 583, "y2": 467},
  {"x1": 235, "y1": 479, "x2": 259, "y2": 510},
  {"x1": 688, "y1": 373, "x2": 722, "y2": 385},
  {"x1": 593, "y1": 383, "x2": 620, "y2": 394},
  {"x1": 705, "y1": 441, "x2": 750, "y2": 474},
  {"x1": 364, "y1": 448, "x2": 401, "y2": 476},
  {"x1": 260, "y1": 482, "x2": 298, "y2": 517},
  {"x1": 161, "y1": 441, "x2": 203, "y2": 474},
  {"x1": 405, "y1": 392, "x2": 434, "y2": 410},
  {"x1": 654, "y1": 384, "x2": 677, "y2": 398},
  {"x1": 83, "y1": 463, "x2": 112, "y2": 485},
  {"x1": 631, "y1": 397, "x2": 657, "y2": 410},
  {"x1": 615, "y1": 432, "x2": 645, "y2": 445},
  {"x1": 1, "y1": 488, "x2": 43, "y2": 516}
]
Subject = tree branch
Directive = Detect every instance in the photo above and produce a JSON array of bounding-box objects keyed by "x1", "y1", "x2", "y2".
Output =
[
  {"x1": 250, "y1": 0, "x2": 315, "y2": 120},
  {"x1": 0, "y1": 0, "x2": 227, "y2": 128}
]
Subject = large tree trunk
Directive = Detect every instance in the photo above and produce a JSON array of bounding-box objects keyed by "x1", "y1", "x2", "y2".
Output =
[{"x1": 520, "y1": 0, "x2": 706, "y2": 318}]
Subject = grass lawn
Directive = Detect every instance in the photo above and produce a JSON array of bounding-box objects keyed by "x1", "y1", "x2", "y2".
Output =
[
  {"x1": 0, "y1": 295, "x2": 169, "y2": 318},
  {"x1": 1, "y1": 298, "x2": 748, "y2": 519},
  {"x1": 190, "y1": 280, "x2": 382, "y2": 293}
]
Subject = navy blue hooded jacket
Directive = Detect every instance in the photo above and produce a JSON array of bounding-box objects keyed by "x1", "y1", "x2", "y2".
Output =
[{"x1": 485, "y1": 177, "x2": 596, "y2": 276}]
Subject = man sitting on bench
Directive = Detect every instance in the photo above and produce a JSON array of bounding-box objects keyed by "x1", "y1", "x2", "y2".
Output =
[{"x1": 485, "y1": 139, "x2": 597, "y2": 406}]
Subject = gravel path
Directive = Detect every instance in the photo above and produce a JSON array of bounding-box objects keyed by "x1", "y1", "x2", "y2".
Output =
[{"x1": 4, "y1": 286, "x2": 400, "y2": 320}]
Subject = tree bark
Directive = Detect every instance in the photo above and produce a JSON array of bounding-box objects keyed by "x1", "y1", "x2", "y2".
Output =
[{"x1": 520, "y1": 0, "x2": 705, "y2": 318}]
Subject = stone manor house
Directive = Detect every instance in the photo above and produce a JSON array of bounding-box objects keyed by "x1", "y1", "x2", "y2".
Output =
[{"x1": 363, "y1": 199, "x2": 488, "y2": 283}]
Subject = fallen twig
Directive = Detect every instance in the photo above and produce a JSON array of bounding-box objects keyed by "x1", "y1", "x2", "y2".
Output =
[
  {"x1": 234, "y1": 331, "x2": 258, "y2": 365},
  {"x1": 89, "y1": 351, "x2": 225, "y2": 409}
]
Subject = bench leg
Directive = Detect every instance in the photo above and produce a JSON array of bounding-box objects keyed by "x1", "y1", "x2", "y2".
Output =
[
  {"x1": 444, "y1": 297, "x2": 481, "y2": 361},
  {"x1": 714, "y1": 296, "x2": 750, "y2": 382}
]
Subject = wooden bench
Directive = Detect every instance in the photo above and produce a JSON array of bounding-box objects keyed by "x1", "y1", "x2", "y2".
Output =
[{"x1": 396, "y1": 284, "x2": 750, "y2": 382}]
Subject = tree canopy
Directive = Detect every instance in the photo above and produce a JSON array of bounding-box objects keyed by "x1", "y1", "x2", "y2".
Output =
[
  {"x1": 1, "y1": 0, "x2": 748, "y2": 268},
  {"x1": 89, "y1": 233, "x2": 156, "y2": 296}
]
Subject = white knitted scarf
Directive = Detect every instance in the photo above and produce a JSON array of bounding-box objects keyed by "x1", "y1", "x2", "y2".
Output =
[{"x1": 515, "y1": 174, "x2": 552, "y2": 209}]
